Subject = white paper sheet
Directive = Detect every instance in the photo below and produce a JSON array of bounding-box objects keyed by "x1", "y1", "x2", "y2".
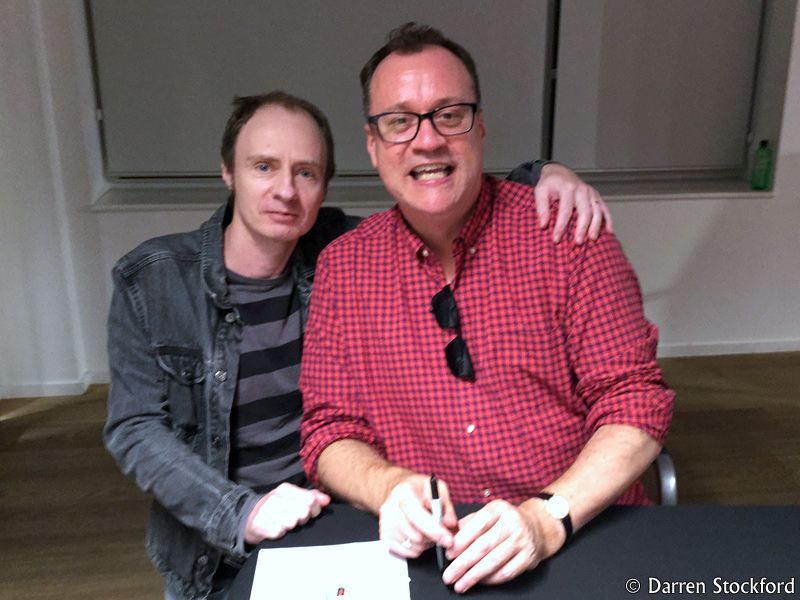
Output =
[{"x1": 249, "y1": 540, "x2": 410, "y2": 600}]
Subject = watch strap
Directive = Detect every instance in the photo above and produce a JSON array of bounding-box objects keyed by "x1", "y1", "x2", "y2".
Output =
[{"x1": 535, "y1": 492, "x2": 573, "y2": 542}]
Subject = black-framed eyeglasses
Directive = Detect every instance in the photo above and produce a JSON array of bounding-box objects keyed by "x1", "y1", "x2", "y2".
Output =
[
  {"x1": 431, "y1": 285, "x2": 475, "y2": 381},
  {"x1": 367, "y1": 103, "x2": 479, "y2": 144}
]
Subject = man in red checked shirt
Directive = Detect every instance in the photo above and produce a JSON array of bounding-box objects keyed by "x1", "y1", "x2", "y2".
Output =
[{"x1": 299, "y1": 23, "x2": 674, "y2": 594}]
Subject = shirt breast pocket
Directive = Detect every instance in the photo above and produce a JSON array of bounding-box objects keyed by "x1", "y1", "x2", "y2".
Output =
[{"x1": 155, "y1": 346, "x2": 206, "y2": 444}]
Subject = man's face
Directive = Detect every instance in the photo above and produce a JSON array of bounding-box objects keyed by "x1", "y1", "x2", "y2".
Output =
[
  {"x1": 222, "y1": 104, "x2": 326, "y2": 247},
  {"x1": 365, "y1": 45, "x2": 485, "y2": 223}
]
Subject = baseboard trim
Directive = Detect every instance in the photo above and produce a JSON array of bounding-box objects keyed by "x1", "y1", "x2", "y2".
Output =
[
  {"x1": 657, "y1": 339, "x2": 800, "y2": 358},
  {"x1": 0, "y1": 369, "x2": 109, "y2": 400}
]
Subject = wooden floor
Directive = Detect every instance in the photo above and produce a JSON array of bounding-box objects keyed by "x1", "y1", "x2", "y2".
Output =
[{"x1": 1, "y1": 352, "x2": 798, "y2": 599}]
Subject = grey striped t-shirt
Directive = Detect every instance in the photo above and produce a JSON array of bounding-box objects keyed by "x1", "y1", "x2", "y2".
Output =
[{"x1": 226, "y1": 267, "x2": 306, "y2": 493}]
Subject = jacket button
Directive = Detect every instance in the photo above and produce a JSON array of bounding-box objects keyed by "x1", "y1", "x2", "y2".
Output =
[
  {"x1": 225, "y1": 311, "x2": 236, "y2": 323},
  {"x1": 196, "y1": 554, "x2": 208, "y2": 567},
  {"x1": 211, "y1": 435, "x2": 221, "y2": 449},
  {"x1": 214, "y1": 370, "x2": 227, "y2": 383}
]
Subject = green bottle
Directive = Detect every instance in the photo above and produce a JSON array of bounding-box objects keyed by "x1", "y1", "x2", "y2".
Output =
[{"x1": 751, "y1": 139, "x2": 773, "y2": 190}]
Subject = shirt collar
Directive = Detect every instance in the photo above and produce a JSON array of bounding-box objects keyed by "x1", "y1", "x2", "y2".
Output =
[{"x1": 393, "y1": 174, "x2": 495, "y2": 262}]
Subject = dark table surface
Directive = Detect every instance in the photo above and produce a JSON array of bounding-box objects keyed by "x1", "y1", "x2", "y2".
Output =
[{"x1": 229, "y1": 503, "x2": 799, "y2": 599}]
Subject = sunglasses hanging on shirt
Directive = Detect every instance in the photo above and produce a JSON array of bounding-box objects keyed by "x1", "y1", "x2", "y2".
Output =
[{"x1": 431, "y1": 285, "x2": 475, "y2": 381}]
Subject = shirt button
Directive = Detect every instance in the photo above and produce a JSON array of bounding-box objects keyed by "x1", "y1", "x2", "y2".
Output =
[
  {"x1": 482, "y1": 488, "x2": 492, "y2": 498},
  {"x1": 468, "y1": 246, "x2": 477, "y2": 255},
  {"x1": 196, "y1": 554, "x2": 208, "y2": 568},
  {"x1": 420, "y1": 248, "x2": 429, "y2": 258},
  {"x1": 211, "y1": 435, "x2": 221, "y2": 449},
  {"x1": 466, "y1": 423, "x2": 476, "y2": 434},
  {"x1": 214, "y1": 370, "x2": 228, "y2": 383},
  {"x1": 225, "y1": 311, "x2": 236, "y2": 323}
]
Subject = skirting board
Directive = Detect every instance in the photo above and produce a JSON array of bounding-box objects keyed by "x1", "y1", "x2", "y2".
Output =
[
  {"x1": 2, "y1": 340, "x2": 799, "y2": 399},
  {"x1": 0, "y1": 370, "x2": 107, "y2": 400},
  {"x1": 657, "y1": 339, "x2": 800, "y2": 358}
]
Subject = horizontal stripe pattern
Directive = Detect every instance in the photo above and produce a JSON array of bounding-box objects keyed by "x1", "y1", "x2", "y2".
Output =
[{"x1": 226, "y1": 267, "x2": 306, "y2": 492}]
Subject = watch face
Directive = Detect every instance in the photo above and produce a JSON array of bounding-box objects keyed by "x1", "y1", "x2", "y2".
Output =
[{"x1": 547, "y1": 495, "x2": 570, "y2": 519}]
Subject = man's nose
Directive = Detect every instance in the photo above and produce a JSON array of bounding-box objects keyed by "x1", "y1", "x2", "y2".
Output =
[
  {"x1": 274, "y1": 168, "x2": 297, "y2": 200},
  {"x1": 411, "y1": 116, "x2": 447, "y2": 151}
]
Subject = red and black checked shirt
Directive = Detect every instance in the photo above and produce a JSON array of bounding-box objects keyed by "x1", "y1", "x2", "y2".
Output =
[{"x1": 300, "y1": 175, "x2": 673, "y2": 505}]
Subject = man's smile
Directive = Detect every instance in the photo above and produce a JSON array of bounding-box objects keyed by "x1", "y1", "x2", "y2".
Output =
[{"x1": 410, "y1": 163, "x2": 454, "y2": 181}]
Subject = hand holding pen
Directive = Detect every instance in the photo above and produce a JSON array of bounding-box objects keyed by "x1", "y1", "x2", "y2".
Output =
[{"x1": 378, "y1": 473, "x2": 457, "y2": 561}]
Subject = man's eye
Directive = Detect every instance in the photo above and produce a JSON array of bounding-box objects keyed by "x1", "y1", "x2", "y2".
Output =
[
  {"x1": 255, "y1": 162, "x2": 270, "y2": 172},
  {"x1": 299, "y1": 169, "x2": 315, "y2": 179},
  {"x1": 436, "y1": 110, "x2": 464, "y2": 127},
  {"x1": 386, "y1": 115, "x2": 411, "y2": 131}
]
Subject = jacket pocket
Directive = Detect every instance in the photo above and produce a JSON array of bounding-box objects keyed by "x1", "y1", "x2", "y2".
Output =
[{"x1": 156, "y1": 346, "x2": 206, "y2": 444}]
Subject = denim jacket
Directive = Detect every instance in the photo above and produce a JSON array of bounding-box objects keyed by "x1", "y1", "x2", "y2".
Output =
[{"x1": 104, "y1": 201, "x2": 356, "y2": 599}]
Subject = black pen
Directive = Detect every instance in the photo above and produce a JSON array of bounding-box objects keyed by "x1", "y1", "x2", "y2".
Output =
[{"x1": 430, "y1": 474, "x2": 448, "y2": 572}]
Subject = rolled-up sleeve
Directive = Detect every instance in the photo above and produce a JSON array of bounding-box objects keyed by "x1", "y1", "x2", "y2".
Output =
[{"x1": 564, "y1": 232, "x2": 674, "y2": 444}]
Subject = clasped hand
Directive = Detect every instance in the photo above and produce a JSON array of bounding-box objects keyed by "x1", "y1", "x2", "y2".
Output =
[
  {"x1": 244, "y1": 482, "x2": 330, "y2": 544},
  {"x1": 379, "y1": 475, "x2": 560, "y2": 594}
]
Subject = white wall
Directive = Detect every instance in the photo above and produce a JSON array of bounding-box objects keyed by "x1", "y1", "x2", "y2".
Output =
[{"x1": 1, "y1": 0, "x2": 799, "y2": 398}]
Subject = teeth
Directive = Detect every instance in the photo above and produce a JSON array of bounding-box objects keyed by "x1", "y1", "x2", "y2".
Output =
[
  {"x1": 416, "y1": 170, "x2": 445, "y2": 180},
  {"x1": 411, "y1": 165, "x2": 452, "y2": 180}
]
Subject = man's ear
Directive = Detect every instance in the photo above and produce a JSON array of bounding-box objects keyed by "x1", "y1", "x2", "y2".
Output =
[
  {"x1": 476, "y1": 110, "x2": 486, "y2": 140},
  {"x1": 365, "y1": 123, "x2": 379, "y2": 170},
  {"x1": 221, "y1": 161, "x2": 233, "y2": 190}
]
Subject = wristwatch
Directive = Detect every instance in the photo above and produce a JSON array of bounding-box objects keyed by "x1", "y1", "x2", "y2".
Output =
[{"x1": 535, "y1": 492, "x2": 573, "y2": 542}]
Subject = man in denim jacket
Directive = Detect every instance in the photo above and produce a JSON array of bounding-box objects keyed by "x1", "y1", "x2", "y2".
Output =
[{"x1": 104, "y1": 91, "x2": 608, "y2": 600}]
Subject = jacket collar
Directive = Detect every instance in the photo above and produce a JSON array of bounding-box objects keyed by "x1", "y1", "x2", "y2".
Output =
[{"x1": 200, "y1": 201, "x2": 233, "y2": 308}]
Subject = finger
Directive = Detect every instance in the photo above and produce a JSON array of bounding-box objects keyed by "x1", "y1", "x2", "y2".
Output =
[
  {"x1": 587, "y1": 190, "x2": 604, "y2": 241},
  {"x1": 389, "y1": 532, "x2": 427, "y2": 558},
  {"x1": 260, "y1": 524, "x2": 289, "y2": 540},
  {"x1": 450, "y1": 504, "x2": 502, "y2": 556},
  {"x1": 259, "y1": 489, "x2": 318, "y2": 531},
  {"x1": 400, "y1": 493, "x2": 452, "y2": 546},
  {"x1": 311, "y1": 489, "x2": 331, "y2": 505},
  {"x1": 380, "y1": 487, "x2": 431, "y2": 554},
  {"x1": 307, "y1": 490, "x2": 331, "y2": 518},
  {"x1": 270, "y1": 482, "x2": 315, "y2": 503},
  {"x1": 534, "y1": 184, "x2": 551, "y2": 228},
  {"x1": 588, "y1": 195, "x2": 603, "y2": 240},
  {"x1": 252, "y1": 507, "x2": 293, "y2": 540},
  {"x1": 457, "y1": 512, "x2": 477, "y2": 530},
  {"x1": 274, "y1": 484, "x2": 328, "y2": 513},
  {"x1": 382, "y1": 512, "x2": 428, "y2": 557},
  {"x1": 552, "y1": 186, "x2": 576, "y2": 243},
  {"x1": 571, "y1": 187, "x2": 592, "y2": 245},
  {"x1": 435, "y1": 479, "x2": 459, "y2": 530},
  {"x1": 308, "y1": 502, "x2": 323, "y2": 520},
  {"x1": 267, "y1": 492, "x2": 316, "y2": 525},
  {"x1": 454, "y1": 536, "x2": 533, "y2": 593},
  {"x1": 601, "y1": 197, "x2": 614, "y2": 233},
  {"x1": 445, "y1": 519, "x2": 512, "y2": 590}
]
